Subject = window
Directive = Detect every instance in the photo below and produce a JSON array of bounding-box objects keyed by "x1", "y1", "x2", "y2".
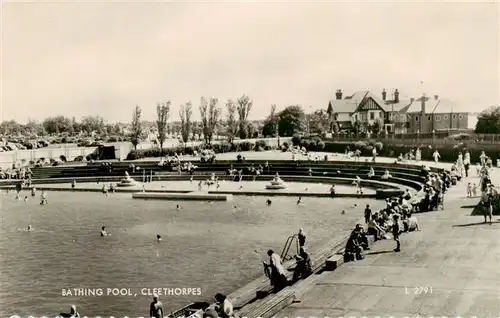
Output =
[
  {"x1": 444, "y1": 115, "x2": 448, "y2": 120},
  {"x1": 435, "y1": 115, "x2": 441, "y2": 121},
  {"x1": 459, "y1": 114, "x2": 463, "y2": 119},
  {"x1": 428, "y1": 116, "x2": 431, "y2": 120},
  {"x1": 355, "y1": 115, "x2": 358, "y2": 121},
  {"x1": 452, "y1": 114, "x2": 457, "y2": 119},
  {"x1": 415, "y1": 116, "x2": 420, "y2": 122},
  {"x1": 370, "y1": 112, "x2": 375, "y2": 120}
]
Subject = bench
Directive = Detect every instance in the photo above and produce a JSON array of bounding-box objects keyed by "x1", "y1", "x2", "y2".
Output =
[{"x1": 325, "y1": 254, "x2": 344, "y2": 271}]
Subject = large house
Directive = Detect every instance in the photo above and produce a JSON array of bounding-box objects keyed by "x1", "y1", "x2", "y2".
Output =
[{"x1": 327, "y1": 89, "x2": 470, "y2": 134}]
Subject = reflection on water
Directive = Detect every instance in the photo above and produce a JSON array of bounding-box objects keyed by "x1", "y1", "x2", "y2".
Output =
[{"x1": 0, "y1": 189, "x2": 380, "y2": 317}]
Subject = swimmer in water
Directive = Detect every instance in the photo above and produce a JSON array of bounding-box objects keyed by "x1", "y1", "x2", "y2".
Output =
[
  {"x1": 24, "y1": 196, "x2": 28, "y2": 202},
  {"x1": 40, "y1": 191, "x2": 47, "y2": 205},
  {"x1": 341, "y1": 210, "x2": 346, "y2": 215},
  {"x1": 31, "y1": 187, "x2": 36, "y2": 197},
  {"x1": 176, "y1": 204, "x2": 181, "y2": 210},
  {"x1": 239, "y1": 185, "x2": 243, "y2": 190},
  {"x1": 157, "y1": 234, "x2": 162, "y2": 242},
  {"x1": 266, "y1": 199, "x2": 272, "y2": 205},
  {"x1": 297, "y1": 197, "x2": 302, "y2": 205},
  {"x1": 101, "y1": 226, "x2": 108, "y2": 237},
  {"x1": 27, "y1": 224, "x2": 31, "y2": 232}
]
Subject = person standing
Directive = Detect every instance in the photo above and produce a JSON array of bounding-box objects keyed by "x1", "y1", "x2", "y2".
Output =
[
  {"x1": 267, "y1": 249, "x2": 288, "y2": 291},
  {"x1": 149, "y1": 294, "x2": 164, "y2": 318},
  {"x1": 433, "y1": 150, "x2": 441, "y2": 164},
  {"x1": 298, "y1": 228, "x2": 306, "y2": 248},
  {"x1": 392, "y1": 214, "x2": 401, "y2": 252},
  {"x1": 364, "y1": 205, "x2": 372, "y2": 224},
  {"x1": 464, "y1": 151, "x2": 471, "y2": 177}
]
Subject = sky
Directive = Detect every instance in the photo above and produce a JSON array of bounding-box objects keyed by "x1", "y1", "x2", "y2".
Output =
[{"x1": 1, "y1": 0, "x2": 499, "y2": 124}]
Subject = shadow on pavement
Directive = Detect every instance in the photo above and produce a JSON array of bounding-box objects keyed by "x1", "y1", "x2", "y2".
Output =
[
  {"x1": 453, "y1": 221, "x2": 500, "y2": 227},
  {"x1": 365, "y1": 250, "x2": 394, "y2": 256}
]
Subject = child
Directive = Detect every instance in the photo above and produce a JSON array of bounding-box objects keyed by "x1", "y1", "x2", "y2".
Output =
[
  {"x1": 472, "y1": 183, "x2": 478, "y2": 197},
  {"x1": 467, "y1": 183, "x2": 472, "y2": 197}
]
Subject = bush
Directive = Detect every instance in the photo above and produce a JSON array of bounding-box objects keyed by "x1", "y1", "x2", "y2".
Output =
[
  {"x1": 238, "y1": 142, "x2": 255, "y2": 152},
  {"x1": 317, "y1": 141, "x2": 325, "y2": 151},
  {"x1": 365, "y1": 145, "x2": 374, "y2": 155},
  {"x1": 108, "y1": 136, "x2": 118, "y2": 142},
  {"x1": 354, "y1": 141, "x2": 368, "y2": 150},
  {"x1": 59, "y1": 155, "x2": 67, "y2": 162},
  {"x1": 255, "y1": 140, "x2": 267, "y2": 149},
  {"x1": 292, "y1": 134, "x2": 302, "y2": 146}
]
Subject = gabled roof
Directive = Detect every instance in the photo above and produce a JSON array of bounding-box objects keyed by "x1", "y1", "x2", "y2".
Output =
[
  {"x1": 344, "y1": 90, "x2": 369, "y2": 102},
  {"x1": 431, "y1": 98, "x2": 465, "y2": 114},
  {"x1": 405, "y1": 97, "x2": 468, "y2": 114},
  {"x1": 328, "y1": 100, "x2": 357, "y2": 113}
]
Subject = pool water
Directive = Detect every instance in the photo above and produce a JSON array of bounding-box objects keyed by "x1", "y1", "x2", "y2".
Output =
[{"x1": 0, "y1": 189, "x2": 381, "y2": 317}]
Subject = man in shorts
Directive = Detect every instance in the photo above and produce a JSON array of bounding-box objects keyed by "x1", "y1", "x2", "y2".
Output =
[
  {"x1": 484, "y1": 184, "x2": 497, "y2": 224},
  {"x1": 392, "y1": 214, "x2": 401, "y2": 252}
]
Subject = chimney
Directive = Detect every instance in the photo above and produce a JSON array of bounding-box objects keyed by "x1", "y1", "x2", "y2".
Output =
[
  {"x1": 421, "y1": 94, "x2": 427, "y2": 113},
  {"x1": 421, "y1": 94, "x2": 426, "y2": 133},
  {"x1": 394, "y1": 89, "x2": 399, "y2": 103},
  {"x1": 336, "y1": 89, "x2": 343, "y2": 100},
  {"x1": 434, "y1": 95, "x2": 439, "y2": 100},
  {"x1": 382, "y1": 89, "x2": 387, "y2": 101}
]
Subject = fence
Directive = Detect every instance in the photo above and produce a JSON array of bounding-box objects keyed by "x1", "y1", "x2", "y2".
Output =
[
  {"x1": 0, "y1": 137, "x2": 290, "y2": 169},
  {"x1": 326, "y1": 133, "x2": 500, "y2": 146}
]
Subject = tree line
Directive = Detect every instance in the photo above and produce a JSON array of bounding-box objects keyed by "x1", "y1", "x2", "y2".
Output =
[
  {"x1": 130, "y1": 95, "x2": 255, "y2": 154},
  {"x1": 0, "y1": 116, "x2": 122, "y2": 137},
  {"x1": 131, "y1": 96, "x2": 343, "y2": 154}
]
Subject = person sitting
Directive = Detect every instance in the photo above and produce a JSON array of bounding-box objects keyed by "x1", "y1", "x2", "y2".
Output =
[
  {"x1": 353, "y1": 224, "x2": 370, "y2": 250},
  {"x1": 367, "y1": 167, "x2": 375, "y2": 178},
  {"x1": 214, "y1": 293, "x2": 233, "y2": 318},
  {"x1": 60, "y1": 305, "x2": 80, "y2": 318},
  {"x1": 405, "y1": 213, "x2": 420, "y2": 232},
  {"x1": 344, "y1": 231, "x2": 363, "y2": 262},
  {"x1": 381, "y1": 169, "x2": 392, "y2": 180},
  {"x1": 292, "y1": 247, "x2": 312, "y2": 282},
  {"x1": 330, "y1": 184, "x2": 336, "y2": 195},
  {"x1": 367, "y1": 217, "x2": 384, "y2": 241}
]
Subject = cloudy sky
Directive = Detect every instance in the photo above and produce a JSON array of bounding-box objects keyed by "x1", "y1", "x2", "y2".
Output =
[{"x1": 1, "y1": 0, "x2": 499, "y2": 123}]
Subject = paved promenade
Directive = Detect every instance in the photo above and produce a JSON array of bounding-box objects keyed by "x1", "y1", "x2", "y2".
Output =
[{"x1": 272, "y1": 166, "x2": 500, "y2": 317}]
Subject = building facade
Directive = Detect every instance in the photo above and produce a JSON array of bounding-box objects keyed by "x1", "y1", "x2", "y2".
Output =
[{"x1": 328, "y1": 89, "x2": 469, "y2": 134}]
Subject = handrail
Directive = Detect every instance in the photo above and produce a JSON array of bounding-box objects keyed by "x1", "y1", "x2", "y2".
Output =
[{"x1": 280, "y1": 234, "x2": 299, "y2": 261}]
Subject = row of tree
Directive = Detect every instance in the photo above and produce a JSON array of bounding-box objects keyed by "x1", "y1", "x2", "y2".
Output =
[
  {"x1": 0, "y1": 116, "x2": 122, "y2": 137},
  {"x1": 130, "y1": 95, "x2": 255, "y2": 153}
]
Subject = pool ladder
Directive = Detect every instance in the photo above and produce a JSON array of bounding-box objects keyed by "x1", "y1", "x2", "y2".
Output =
[{"x1": 280, "y1": 234, "x2": 300, "y2": 261}]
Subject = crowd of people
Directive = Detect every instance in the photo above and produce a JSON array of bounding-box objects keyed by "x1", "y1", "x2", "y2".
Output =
[{"x1": 344, "y1": 195, "x2": 422, "y2": 259}]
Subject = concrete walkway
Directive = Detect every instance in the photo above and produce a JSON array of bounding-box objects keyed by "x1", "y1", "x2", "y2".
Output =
[{"x1": 272, "y1": 166, "x2": 500, "y2": 317}]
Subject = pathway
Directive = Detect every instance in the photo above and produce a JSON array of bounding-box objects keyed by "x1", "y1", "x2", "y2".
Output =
[{"x1": 271, "y1": 165, "x2": 500, "y2": 317}]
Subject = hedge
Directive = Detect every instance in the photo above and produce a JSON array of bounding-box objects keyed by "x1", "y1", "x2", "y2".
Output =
[
  {"x1": 294, "y1": 137, "x2": 499, "y2": 164},
  {"x1": 126, "y1": 140, "x2": 278, "y2": 160}
]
